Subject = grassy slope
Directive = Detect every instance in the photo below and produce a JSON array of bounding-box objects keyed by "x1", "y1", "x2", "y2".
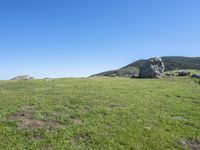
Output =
[{"x1": 0, "y1": 77, "x2": 199, "y2": 150}]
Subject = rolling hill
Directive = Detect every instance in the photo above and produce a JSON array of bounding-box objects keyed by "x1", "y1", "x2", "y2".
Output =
[{"x1": 92, "y1": 56, "x2": 200, "y2": 77}]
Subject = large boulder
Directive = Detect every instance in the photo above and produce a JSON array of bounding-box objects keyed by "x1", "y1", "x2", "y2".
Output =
[
  {"x1": 191, "y1": 74, "x2": 200, "y2": 78},
  {"x1": 139, "y1": 57, "x2": 165, "y2": 78},
  {"x1": 11, "y1": 75, "x2": 34, "y2": 80},
  {"x1": 177, "y1": 70, "x2": 190, "y2": 76}
]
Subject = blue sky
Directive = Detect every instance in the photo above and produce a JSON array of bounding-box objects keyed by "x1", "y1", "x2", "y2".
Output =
[{"x1": 0, "y1": 0, "x2": 200, "y2": 79}]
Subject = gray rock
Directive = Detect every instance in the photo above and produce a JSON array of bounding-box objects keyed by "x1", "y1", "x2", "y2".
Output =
[
  {"x1": 139, "y1": 57, "x2": 165, "y2": 78},
  {"x1": 191, "y1": 74, "x2": 200, "y2": 78},
  {"x1": 177, "y1": 70, "x2": 190, "y2": 76},
  {"x1": 131, "y1": 73, "x2": 139, "y2": 78},
  {"x1": 11, "y1": 75, "x2": 34, "y2": 80}
]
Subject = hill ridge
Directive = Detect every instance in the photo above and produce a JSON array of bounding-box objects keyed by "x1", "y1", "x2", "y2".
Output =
[{"x1": 92, "y1": 56, "x2": 200, "y2": 77}]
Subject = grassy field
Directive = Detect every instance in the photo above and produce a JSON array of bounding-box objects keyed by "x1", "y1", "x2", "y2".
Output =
[{"x1": 0, "y1": 77, "x2": 199, "y2": 150}]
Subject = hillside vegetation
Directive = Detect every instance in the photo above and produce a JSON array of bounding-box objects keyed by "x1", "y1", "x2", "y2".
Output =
[
  {"x1": 0, "y1": 77, "x2": 199, "y2": 149},
  {"x1": 93, "y1": 56, "x2": 200, "y2": 77}
]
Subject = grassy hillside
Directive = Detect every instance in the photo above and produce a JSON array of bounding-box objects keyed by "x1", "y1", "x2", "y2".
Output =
[
  {"x1": 162, "y1": 56, "x2": 200, "y2": 71},
  {"x1": 0, "y1": 77, "x2": 199, "y2": 149},
  {"x1": 93, "y1": 56, "x2": 200, "y2": 77},
  {"x1": 92, "y1": 67, "x2": 139, "y2": 77}
]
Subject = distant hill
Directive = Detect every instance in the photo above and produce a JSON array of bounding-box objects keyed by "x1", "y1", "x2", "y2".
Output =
[
  {"x1": 92, "y1": 67, "x2": 139, "y2": 77},
  {"x1": 161, "y1": 56, "x2": 200, "y2": 70},
  {"x1": 92, "y1": 56, "x2": 200, "y2": 77}
]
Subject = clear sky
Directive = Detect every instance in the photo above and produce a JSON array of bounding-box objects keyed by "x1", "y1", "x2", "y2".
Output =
[{"x1": 0, "y1": 0, "x2": 200, "y2": 79}]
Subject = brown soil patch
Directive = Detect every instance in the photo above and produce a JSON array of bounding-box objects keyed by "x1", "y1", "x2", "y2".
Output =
[
  {"x1": 21, "y1": 118, "x2": 45, "y2": 129},
  {"x1": 9, "y1": 105, "x2": 61, "y2": 130},
  {"x1": 181, "y1": 140, "x2": 200, "y2": 150},
  {"x1": 9, "y1": 105, "x2": 35, "y2": 121}
]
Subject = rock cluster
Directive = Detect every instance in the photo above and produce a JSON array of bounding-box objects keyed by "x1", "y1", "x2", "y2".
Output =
[
  {"x1": 139, "y1": 57, "x2": 165, "y2": 78},
  {"x1": 11, "y1": 75, "x2": 34, "y2": 80}
]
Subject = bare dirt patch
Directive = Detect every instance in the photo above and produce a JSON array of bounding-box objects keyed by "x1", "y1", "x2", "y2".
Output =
[
  {"x1": 181, "y1": 140, "x2": 200, "y2": 150},
  {"x1": 9, "y1": 105, "x2": 61, "y2": 130},
  {"x1": 9, "y1": 105, "x2": 35, "y2": 121},
  {"x1": 21, "y1": 118, "x2": 45, "y2": 129}
]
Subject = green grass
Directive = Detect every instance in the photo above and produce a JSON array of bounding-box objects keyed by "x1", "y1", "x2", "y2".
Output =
[{"x1": 0, "y1": 77, "x2": 199, "y2": 150}]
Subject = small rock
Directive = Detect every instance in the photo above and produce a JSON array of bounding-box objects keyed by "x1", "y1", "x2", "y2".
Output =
[{"x1": 177, "y1": 70, "x2": 190, "y2": 76}]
